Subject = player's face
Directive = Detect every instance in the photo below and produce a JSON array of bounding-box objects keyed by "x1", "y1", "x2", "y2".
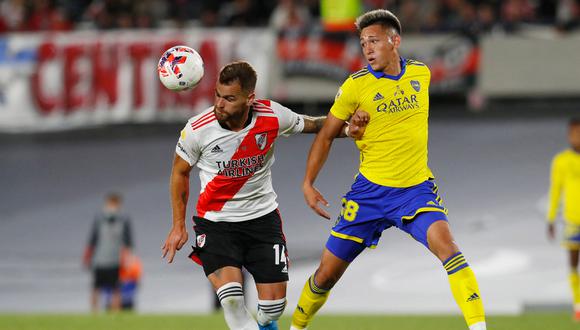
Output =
[
  {"x1": 569, "y1": 124, "x2": 580, "y2": 150},
  {"x1": 104, "y1": 200, "x2": 120, "y2": 213},
  {"x1": 360, "y1": 24, "x2": 400, "y2": 73},
  {"x1": 213, "y1": 81, "x2": 254, "y2": 123}
]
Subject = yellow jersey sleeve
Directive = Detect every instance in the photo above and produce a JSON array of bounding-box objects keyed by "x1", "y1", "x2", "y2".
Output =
[{"x1": 330, "y1": 74, "x2": 359, "y2": 121}]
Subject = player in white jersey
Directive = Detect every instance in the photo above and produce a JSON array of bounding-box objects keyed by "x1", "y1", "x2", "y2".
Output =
[{"x1": 162, "y1": 61, "x2": 352, "y2": 330}]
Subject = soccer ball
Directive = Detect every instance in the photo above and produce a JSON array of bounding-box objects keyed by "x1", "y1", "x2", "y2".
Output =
[{"x1": 157, "y1": 45, "x2": 204, "y2": 91}]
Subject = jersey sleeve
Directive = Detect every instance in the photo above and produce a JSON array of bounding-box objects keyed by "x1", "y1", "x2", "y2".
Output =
[
  {"x1": 329, "y1": 78, "x2": 357, "y2": 121},
  {"x1": 547, "y1": 154, "x2": 563, "y2": 222},
  {"x1": 272, "y1": 100, "x2": 305, "y2": 137},
  {"x1": 175, "y1": 121, "x2": 201, "y2": 166}
]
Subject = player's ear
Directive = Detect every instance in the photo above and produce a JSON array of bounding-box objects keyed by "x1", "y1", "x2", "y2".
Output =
[
  {"x1": 247, "y1": 91, "x2": 255, "y2": 106},
  {"x1": 391, "y1": 34, "x2": 401, "y2": 48}
]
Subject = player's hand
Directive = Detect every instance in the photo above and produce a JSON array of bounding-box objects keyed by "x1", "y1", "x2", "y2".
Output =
[
  {"x1": 547, "y1": 223, "x2": 555, "y2": 241},
  {"x1": 303, "y1": 183, "x2": 331, "y2": 220},
  {"x1": 162, "y1": 225, "x2": 188, "y2": 263},
  {"x1": 348, "y1": 110, "x2": 369, "y2": 140}
]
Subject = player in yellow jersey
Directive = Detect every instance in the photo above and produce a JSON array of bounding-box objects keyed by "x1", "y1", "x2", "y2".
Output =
[
  {"x1": 547, "y1": 118, "x2": 580, "y2": 321},
  {"x1": 289, "y1": 9, "x2": 486, "y2": 330}
]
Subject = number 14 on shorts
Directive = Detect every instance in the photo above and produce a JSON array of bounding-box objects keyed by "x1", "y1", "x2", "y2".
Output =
[{"x1": 273, "y1": 244, "x2": 287, "y2": 265}]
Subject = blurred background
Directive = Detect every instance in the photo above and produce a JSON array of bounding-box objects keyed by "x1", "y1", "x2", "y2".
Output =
[{"x1": 1, "y1": 0, "x2": 579, "y2": 319}]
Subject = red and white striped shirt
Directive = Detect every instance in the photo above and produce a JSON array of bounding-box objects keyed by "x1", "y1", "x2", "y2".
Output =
[{"x1": 176, "y1": 99, "x2": 305, "y2": 222}]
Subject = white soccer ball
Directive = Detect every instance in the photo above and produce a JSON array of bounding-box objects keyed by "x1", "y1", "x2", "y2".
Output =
[{"x1": 157, "y1": 45, "x2": 204, "y2": 91}]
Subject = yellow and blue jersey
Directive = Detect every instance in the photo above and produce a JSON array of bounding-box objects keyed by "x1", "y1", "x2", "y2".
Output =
[
  {"x1": 330, "y1": 58, "x2": 433, "y2": 188},
  {"x1": 548, "y1": 149, "x2": 580, "y2": 225}
]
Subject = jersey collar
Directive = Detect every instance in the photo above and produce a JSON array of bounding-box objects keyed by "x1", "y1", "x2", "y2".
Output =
[{"x1": 367, "y1": 57, "x2": 406, "y2": 80}]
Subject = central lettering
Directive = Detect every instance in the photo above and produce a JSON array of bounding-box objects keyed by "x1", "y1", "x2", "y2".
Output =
[{"x1": 216, "y1": 154, "x2": 265, "y2": 177}]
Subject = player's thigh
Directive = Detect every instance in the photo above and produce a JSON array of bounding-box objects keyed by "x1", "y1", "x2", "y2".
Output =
[
  {"x1": 207, "y1": 265, "x2": 245, "y2": 291},
  {"x1": 426, "y1": 219, "x2": 459, "y2": 261},
  {"x1": 94, "y1": 267, "x2": 120, "y2": 289},
  {"x1": 255, "y1": 281, "x2": 287, "y2": 300},
  {"x1": 569, "y1": 249, "x2": 580, "y2": 269},
  {"x1": 564, "y1": 224, "x2": 580, "y2": 256},
  {"x1": 243, "y1": 210, "x2": 289, "y2": 284},
  {"x1": 401, "y1": 211, "x2": 457, "y2": 261},
  {"x1": 244, "y1": 241, "x2": 289, "y2": 284}
]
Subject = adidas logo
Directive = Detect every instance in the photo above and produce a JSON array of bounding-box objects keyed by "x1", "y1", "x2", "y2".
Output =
[
  {"x1": 296, "y1": 306, "x2": 306, "y2": 314},
  {"x1": 282, "y1": 264, "x2": 288, "y2": 273},
  {"x1": 211, "y1": 145, "x2": 223, "y2": 153},
  {"x1": 373, "y1": 92, "x2": 384, "y2": 101},
  {"x1": 467, "y1": 293, "x2": 480, "y2": 302}
]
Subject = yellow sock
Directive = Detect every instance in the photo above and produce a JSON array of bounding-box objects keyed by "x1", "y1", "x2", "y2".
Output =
[
  {"x1": 291, "y1": 275, "x2": 330, "y2": 329},
  {"x1": 444, "y1": 252, "x2": 485, "y2": 327},
  {"x1": 569, "y1": 272, "x2": 580, "y2": 305}
]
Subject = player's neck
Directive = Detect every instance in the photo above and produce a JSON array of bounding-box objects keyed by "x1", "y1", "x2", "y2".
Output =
[
  {"x1": 221, "y1": 107, "x2": 252, "y2": 132},
  {"x1": 382, "y1": 55, "x2": 402, "y2": 76}
]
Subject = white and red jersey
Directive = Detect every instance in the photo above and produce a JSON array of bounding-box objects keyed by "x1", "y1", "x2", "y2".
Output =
[{"x1": 176, "y1": 99, "x2": 305, "y2": 222}]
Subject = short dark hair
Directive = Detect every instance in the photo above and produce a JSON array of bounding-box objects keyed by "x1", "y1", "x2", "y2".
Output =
[
  {"x1": 355, "y1": 9, "x2": 402, "y2": 35},
  {"x1": 570, "y1": 117, "x2": 580, "y2": 126},
  {"x1": 218, "y1": 61, "x2": 257, "y2": 94}
]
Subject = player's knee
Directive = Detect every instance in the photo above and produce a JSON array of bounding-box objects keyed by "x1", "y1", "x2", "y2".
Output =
[
  {"x1": 427, "y1": 223, "x2": 458, "y2": 261},
  {"x1": 220, "y1": 295, "x2": 244, "y2": 310},
  {"x1": 314, "y1": 269, "x2": 339, "y2": 290},
  {"x1": 217, "y1": 282, "x2": 245, "y2": 310},
  {"x1": 257, "y1": 298, "x2": 286, "y2": 325},
  {"x1": 434, "y1": 244, "x2": 459, "y2": 262}
]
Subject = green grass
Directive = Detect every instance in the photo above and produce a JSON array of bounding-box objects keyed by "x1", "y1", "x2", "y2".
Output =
[{"x1": 0, "y1": 312, "x2": 578, "y2": 330}]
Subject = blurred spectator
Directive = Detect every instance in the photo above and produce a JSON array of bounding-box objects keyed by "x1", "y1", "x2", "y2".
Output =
[
  {"x1": 397, "y1": 0, "x2": 423, "y2": 33},
  {"x1": 218, "y1": 0, "x2": 270, "y2": 27},
  {"x1": 476, "y1": 3, "x2": 499, "y2": 34},
  {"x1": 118, "y1": 252, "x2": 142, "y2": 310},
  {"x1": 83, "y1": 192, "x2": 134, "y2": 313},
  {"x1": 25, "y1": 0, "x2": 72, "y2": 31},
  {"x1": 103, "y1": 252, "x2": 142, "y2": 311},
  {"x1": 166, "y1": 0, "x2": 201, "y2": 28},
  {"x1": 320, "y1": 0, "x2": 362, "y2": 32},
  {"x1": 555, "y1": 0, "x2": 580, "y2": 32},
  {"x1": 500, "y1": 0, "x2": 536, "y2": 33},
  {"x1": 0, "y1": 0, "x2": 577, "y2": 34},
  {"x1": 0, "y1": 0, "x2": 26, "y2": 32},
  {"x1": 269, "y1": 0, "x2": 311, "y2": 32}
]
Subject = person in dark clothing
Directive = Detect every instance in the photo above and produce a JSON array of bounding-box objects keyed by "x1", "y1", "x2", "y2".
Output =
[{"x1": 83, "y1": 192, "x2": 133, "y2": 312}]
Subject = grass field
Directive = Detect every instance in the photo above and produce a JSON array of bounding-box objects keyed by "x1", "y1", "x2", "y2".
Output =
[{"x1": 0, "y1": 312, "x2": 578, "y2": 330}]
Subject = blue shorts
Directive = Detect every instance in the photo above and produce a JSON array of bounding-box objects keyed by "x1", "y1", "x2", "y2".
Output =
[
  {"x1": 326, "y1": 174, "x2": 449, "y2": 262},
  {"x1": 563, "y1": 224, "x2": 580, "y2": 250}
]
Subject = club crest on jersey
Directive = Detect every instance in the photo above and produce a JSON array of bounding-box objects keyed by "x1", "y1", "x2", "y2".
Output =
[
  {"x1": 255, "y1": 133, "x2": 268, "y2": 150},
  {"x1": 411, "y1": 80, "x2": 421, "y2": 92},
  {"x1": 196, "y1": 234, "x2": 206, "y2": 248}
]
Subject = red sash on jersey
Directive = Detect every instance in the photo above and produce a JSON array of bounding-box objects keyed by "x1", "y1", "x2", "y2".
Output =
[{"x1": 196, "y1": 115, "x2": 279, "y2": 218}]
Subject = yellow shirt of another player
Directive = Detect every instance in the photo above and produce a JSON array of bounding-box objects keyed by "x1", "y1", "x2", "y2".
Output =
[
  {"x1": 548, "y1": 149, "x2": 580, "y2": 224},
  {"x1": 330, "y1": 58, "x2": 434, "y2": 187}
]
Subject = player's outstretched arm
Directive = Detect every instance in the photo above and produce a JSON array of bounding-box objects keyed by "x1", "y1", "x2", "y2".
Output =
[
  {"x1": 303, "y1": 113, "x2": 345, "y2": 219},
  {"x1": 162, "y1": 154, "x2": 192, "y2": 263},
  {"x1": 301, "y1": 115, "x2": 326, "y2": 134},
  {"x1": 302, "y1": 115, "x2": 360, "y2": 138}
]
